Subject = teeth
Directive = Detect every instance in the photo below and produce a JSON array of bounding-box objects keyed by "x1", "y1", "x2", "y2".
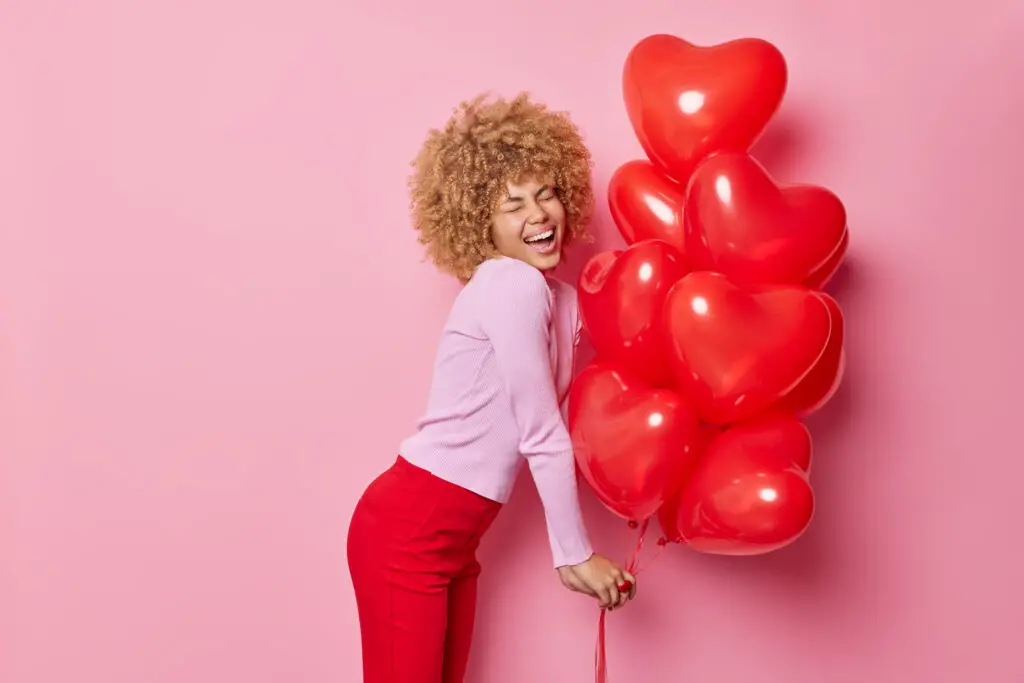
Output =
[{"x1": 525, "y1": 229, "x2": 554, "y2": 243}]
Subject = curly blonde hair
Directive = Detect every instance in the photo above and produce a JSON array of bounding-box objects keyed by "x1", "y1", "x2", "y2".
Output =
[{"x1": 408, "y1": 93, "x2": 595, "y2": 282}]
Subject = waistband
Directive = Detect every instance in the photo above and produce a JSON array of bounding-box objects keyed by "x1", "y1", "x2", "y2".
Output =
[{"x1": 392, "y1": 455, "x2": 502, "y2": 510}]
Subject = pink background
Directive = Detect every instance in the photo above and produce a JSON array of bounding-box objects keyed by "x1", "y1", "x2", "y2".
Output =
[{"x1": 2, "y1": 1, "x2": 1022, "y2": 681}]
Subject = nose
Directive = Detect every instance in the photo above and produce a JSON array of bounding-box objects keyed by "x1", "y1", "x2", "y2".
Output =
[{"x1": 525, "y1": 198, "x2": 549, "y2": 224}]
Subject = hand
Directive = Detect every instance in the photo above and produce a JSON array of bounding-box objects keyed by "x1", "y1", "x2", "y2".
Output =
[{"x1": 557, "y1": 554, "x2": 637, "y2": 610}]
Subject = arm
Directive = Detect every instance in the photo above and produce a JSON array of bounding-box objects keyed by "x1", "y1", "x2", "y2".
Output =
[{"x1": 477, "y1": 260, "x2": 593, "y2": 568}]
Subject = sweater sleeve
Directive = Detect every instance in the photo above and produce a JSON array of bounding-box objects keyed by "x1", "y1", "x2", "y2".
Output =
[{"x1": 477, "y1": 259, "x2": 593, "y2": 568}]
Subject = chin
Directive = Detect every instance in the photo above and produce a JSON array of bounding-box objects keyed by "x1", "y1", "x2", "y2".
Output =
[
  {"x1": 540, "y1": 253, "x2": 562, "y2": 271},
  {"x1": 528, "y1": 249, "x2": 562, "y2": 272}
]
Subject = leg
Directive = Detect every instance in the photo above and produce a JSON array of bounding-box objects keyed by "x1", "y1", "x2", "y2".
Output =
[
  {"x1": 347, "y1": 458, "x2": 501, "y2": 683},
  {"x1": 441, "y1": 563, "x2": 481, "y2": 683},
  {"x1": 348, "y1": 502, "x2": 450, "y2": 683},
  {"x1": 353, "y1": 572, "x2": 450, "y2": 683}
]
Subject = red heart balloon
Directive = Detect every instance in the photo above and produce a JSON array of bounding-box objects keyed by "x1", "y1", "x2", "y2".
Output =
[
  {"x1": 608, "y1": 159, "x2": 687, "y2": 253},
  {"x1": 623, "y1": 34, "x2": 787, "y2": 184},
  {"x1": 568, "y1": 361, "x2": 702, "y2": 522},
  {"x1": 674, "y1": 414, "x2": 814, "y2": 555},
  {"x1": 663, "y1": 271, "x2": 832, "y2": 425},
  {"x1": 657, "y1": 488, "x2": 683, "y2": 543},
  {"x1": 657, "y1": 423, "x2": 724, "y2": 543},
  {"x1": 771, "y1": 293, "x2": 845, "y2": 417},
  {"x1": 805, "y1": 227, "x2": 849, "y2": 290},
  {"x1": 578, "y1": 240, "x2": 690, "y2": 387},
  {"x1": 684, "y1": 153, "x2": 848, "y2": 285}
]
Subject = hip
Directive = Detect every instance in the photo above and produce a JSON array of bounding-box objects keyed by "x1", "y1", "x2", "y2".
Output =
[{"x1": 347, "y1": 456, "x2": 502, "y2": 575}]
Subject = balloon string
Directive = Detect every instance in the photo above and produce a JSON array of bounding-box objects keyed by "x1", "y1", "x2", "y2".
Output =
[
  {"x1": 595, "y1": 518, "x2": 662, "y2": 683},
  {"x1": 595, "y1": 609, "x2": 609, "y2": 683},
  {"x1": 625, "y1": 518, "x2": 648, "y2": 573}
]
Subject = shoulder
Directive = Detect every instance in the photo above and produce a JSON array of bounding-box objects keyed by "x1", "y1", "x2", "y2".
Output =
[{"x1": 472, "y1": 257, "x2": 553, "y2": 303}]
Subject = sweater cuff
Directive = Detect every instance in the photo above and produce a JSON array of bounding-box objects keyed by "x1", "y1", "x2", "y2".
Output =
[
  {"x1": 552, "y1": 545, "x2": 594, "y2": 569},
  {"x1": 549, "y1": 530, "x2": 594, "y2": 568}
]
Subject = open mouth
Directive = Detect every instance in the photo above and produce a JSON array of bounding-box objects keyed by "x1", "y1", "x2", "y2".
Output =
[{"x1": 524, "y1": 227, "x2": 558, "y2": 254}]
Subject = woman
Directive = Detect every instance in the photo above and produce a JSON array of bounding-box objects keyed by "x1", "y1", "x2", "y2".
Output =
[{"x1": 346, "y1": 93, "x2": 636, "y2": 683}]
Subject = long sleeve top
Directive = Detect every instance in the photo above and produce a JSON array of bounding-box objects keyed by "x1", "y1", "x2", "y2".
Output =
[{"x1": 399, "y1": 256, "x2": 593, "y2": 567}]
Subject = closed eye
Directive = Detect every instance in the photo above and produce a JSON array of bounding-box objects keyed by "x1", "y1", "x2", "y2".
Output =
[{"x1": 538, "y1": 185, "x2": 558, "y2": 201}]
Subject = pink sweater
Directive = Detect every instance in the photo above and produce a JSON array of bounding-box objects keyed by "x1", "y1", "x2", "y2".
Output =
[{"x1": 400, "y1": 256, "x2": 593, "y2": 568}]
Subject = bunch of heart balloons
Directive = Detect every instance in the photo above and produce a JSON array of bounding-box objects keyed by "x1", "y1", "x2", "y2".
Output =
[{"x1": 568, "y1": 34, "x2": 848, "y2": 557}]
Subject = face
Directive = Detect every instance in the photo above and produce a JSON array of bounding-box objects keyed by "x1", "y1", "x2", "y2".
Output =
[{"x1": 490, "y1": 176, "x2": 567, "y2": 272}]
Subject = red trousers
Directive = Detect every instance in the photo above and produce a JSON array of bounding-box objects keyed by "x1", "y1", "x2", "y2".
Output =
[{"x1": 347, "y1": 456, "x2": 502, "y2": 683}]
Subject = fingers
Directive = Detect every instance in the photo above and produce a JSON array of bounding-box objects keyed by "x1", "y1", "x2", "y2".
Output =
[
  {"x1": 623, "y1": 570, "x2": 637, "y2": 600},
  {"x1": 569, "y1": 574, "x2": 596, "y2": 596},
  {"x1": 610, "y1": 566, "x2": 631, "y2": 610},
  {"x1": 559, "y1": 567, "x2": 597, "y2": 597},
  {"x1": 564, "y1": 556, "x2": 636, "y2": 609},
  {"x1": 606, "y1": 568, "x2": 636, "y2": 610},
  {"x1": 607, "y1": 581, "x2": 622, "y2": 610},
  {"x1": 594, "y1": 583, "x2": 612, "y2": 609}
]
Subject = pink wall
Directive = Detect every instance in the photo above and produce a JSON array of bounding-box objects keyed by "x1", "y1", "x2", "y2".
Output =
[{"x1": 2, "y1": 1, "x2": 1022, "y2": 681}]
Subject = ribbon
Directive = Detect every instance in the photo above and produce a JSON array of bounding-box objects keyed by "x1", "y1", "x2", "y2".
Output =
[{"x1": 594, "y1": 519, "x2": 669, "y2": 683}]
